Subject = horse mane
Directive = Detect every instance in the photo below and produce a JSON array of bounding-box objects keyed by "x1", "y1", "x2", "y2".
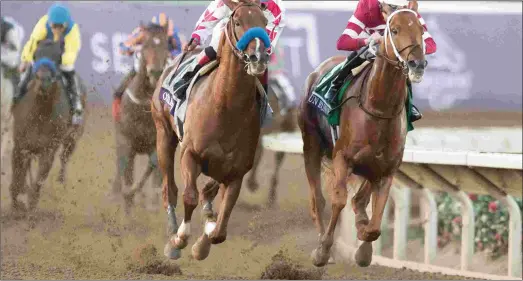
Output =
[{"x1": 144, "y1": 23, "x2": 167, "y2": 35}]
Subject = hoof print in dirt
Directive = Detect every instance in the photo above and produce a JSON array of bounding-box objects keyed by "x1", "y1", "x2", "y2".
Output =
[
  {"x1": 260, "y1": 250, "x2": 324, "y2": 280},
  {"x1": 127, "y1": 244, "x2": 182, "y2": 276}
]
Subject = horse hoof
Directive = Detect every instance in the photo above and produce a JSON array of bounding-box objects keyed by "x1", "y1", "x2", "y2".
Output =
[
  {"x1": 354, "y1": 241, "x2": 373, "y2": 267},
  {"x1": 12, "y1": 200, "x2": 27, "y2": 213},
  {"x1": 246, "y1": 180, "x2": 259, "y2": 192},
  {"x1": 209, "y1": 232, "x2": 226, "y2": 245},
  {"x1": 192, "y1": 234, "x2": 212, "y2": 261},
  {"x1": 172, "y1": 235, "x2": 189, "y2": 250},
  {"x1": 358, "y1": 227, "x2": 381, "y2": 242},
  {"x1": 311, "y1": 248, "x2": 329, "y2": 267},
  {"x1": 164, "y1": 242, "x2": 182, "y2": 260}
]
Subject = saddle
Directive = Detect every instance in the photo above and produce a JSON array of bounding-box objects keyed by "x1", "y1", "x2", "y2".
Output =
[{"x1": 159, "y1": 56, "x2": 271, "y2": 141}]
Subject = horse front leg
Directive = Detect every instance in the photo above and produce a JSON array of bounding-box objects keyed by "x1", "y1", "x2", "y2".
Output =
[
  {"x1": 359, "y1": 176, "x2": 393, "y2": 242},
  {"x1": 267, "y1": 151, "x2": 284, "y2": 208},
  {"x1": 352, "y1": 180, "x2": 373, "y2": 236},
  {"x1": 171, "y1": 149, "x2": 201, "y2": 250},
  {"x1": 9, "y1": 144, "x2": 29, "y2": 212},
  {"x1": 191, "y1": 179, "x2": 221, "y2": 260},
  {"x1": 208, "y1": 178, "x2": 243, "y2": 245},
  {"x1": 312, "y1": 152, "x2": 351, "y2": 267},
  {"x1": 246, "y1": 140, "x2": 263, "y2": 193},
  {"x1": 28, "y1": 148, "x2": 57, "y2": 211},
  {"x1": 58, "y1": 132, "x2": 79, "y2": 184},
  {"x1": 153, "y1": 115, "x2": 180, "y2": 260},
  {"x1": 351, "y1": 176, "x2": 393, "y2": 267}
]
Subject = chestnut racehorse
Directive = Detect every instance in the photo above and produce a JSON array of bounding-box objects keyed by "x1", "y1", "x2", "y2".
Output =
[
  {"x1": 298, "y1": 2, "x2": 427, "y2": 267},
  {"x1": 151, "y1": 0, "x2": 271, "y2": 261}
]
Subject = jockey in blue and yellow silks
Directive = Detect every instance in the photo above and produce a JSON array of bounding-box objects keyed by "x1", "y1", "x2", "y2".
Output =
[{"x1": 17, "y1": 3, "x2": 83, "y2": 125}]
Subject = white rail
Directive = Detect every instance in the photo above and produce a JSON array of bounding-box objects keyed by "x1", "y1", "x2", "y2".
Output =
[{"x1": 261, "y1": 129, "x2": 522, "y2": 279}]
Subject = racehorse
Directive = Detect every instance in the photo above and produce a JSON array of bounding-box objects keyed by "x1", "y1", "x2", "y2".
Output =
[
  {"x1": 111, "y1": 24, "x2": 171, "y2": 212},
  {"x1": 151, "y1": 0, "x2": 271, "y2": 261},
  {"x1": 246, "y1": 79, "x2": 298, "y2": 208},
  {"x1": 1, "y1": 62, "x2": 14, "y2": 168},
  {"x1": 298, "y1": 2, "x2": 427, "y2": 267},
  {"x1": 9, "y1": 39, "x2": 87, "y2": 212}
]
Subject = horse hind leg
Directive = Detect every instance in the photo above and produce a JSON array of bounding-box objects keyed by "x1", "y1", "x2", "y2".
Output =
[
  {"x1": 28, "y1": 148, "x2": 57, "y2": 211},
  {"x1": 311, "y1": 153, "x2": 351, "y2": 267},
  {"x1": 192, "y1": 179, "x2": 220, "y2": 261},
  {"x1": 300, "y1": 117, "x2": 327, "y2": 238}
]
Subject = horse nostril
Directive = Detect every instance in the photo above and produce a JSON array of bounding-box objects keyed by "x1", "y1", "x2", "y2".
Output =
[
  {"x1": 407, "y1": 60, "x2": 418, "y2": 68},
  {"x1": 408, "y1": 60, "x2": 426, "y2": 70},
  {"x1": 249, "y1": 54, "x2": 259, "y2": 62}
]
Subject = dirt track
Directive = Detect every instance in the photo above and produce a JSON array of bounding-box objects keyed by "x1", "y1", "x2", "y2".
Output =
[{"x1": 1, "y1": 106, "x2": 519, "y2": 280}]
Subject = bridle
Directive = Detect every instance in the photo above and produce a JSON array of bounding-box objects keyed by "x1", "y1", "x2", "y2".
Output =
[
  {"x1": 374, "y1": 8, "x2": 427, "y2": 76},
  {"x1": 223, "y1": 2, "x2": 269, "y2": 63}
]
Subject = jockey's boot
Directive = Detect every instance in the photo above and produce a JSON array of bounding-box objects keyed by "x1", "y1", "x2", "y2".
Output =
[
  {"x1": 410, "y1": 104, "x2": 423, "y2": 122},
  {"x1": 113, "y1": 68, "x2": 137, "y2": 100},
  {"x1": 324, "y1": 51, "x2": 364, "y2": 105},
  {"x1": 173, "y1": 47, "x2": 217, "y2": 100},
  {"x1": 112, "y1": 69, "x2": 137, "y2": 121},
  {"x1": 13, "y1": 65, "x2": 32, "y2": 106},
  {"x1": 406, "y1": 79, "x2": 423, "y2": 123},
  {"x1": 63, "y1": 70, "x2": 84, "y2": 125}
]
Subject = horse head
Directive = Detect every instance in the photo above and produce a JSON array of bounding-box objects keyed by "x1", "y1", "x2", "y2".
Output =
[
  {"x1": 139, "y1": 23, "x2": 170, "y2": 87},
  {"x1": 377, "y1": 0, "x2": 427, "y2": 83},
  {"x1": 220, "y1": 0, "x2": 271, "y2": 76},
  {"x1": 30, "y1": 39, "x2": 62, "y2": 94}
]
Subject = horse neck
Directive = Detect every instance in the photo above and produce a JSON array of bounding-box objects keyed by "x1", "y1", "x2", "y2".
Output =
[
  {"x1": 212, "y1": 44, "x2": 257, "y2": 110},
  {"x1": 131, "y1": 58, "x2": 154, "y2": 98},
  {"x1": 24, "y1": 82, "x2": 60, "y2": 120},
  {"x1": 363, "y1": 57, "x2": 407, "y2": 118}
]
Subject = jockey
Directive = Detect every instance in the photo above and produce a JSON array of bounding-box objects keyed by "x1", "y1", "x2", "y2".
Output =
[
  {"x1": 172, "y1": 0, "x2": 286, "y2": 99},
  {"x1": 1, "y1": 16, "x2": 23, "y2": 95},
  {"x1": 17, "y1": 3, "x2": 84, "y2": 125},
  {"x1": 113, "y1": 13, "x2": 183, "y2": 105},
  {"x1": 325, "y1": 0, "x2": 437, "y2": 123},
  {"x1": 268, "y1": 44, "x2": 297, "y2": 116}
]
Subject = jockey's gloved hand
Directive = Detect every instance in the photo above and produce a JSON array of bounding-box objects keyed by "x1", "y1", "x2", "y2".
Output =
[
  {"x1": 364, "y1": 32, "x2": 382, "y2": 46},
  {"x1": 184, "y1": 38, "x2": 199, "y2": 52}
]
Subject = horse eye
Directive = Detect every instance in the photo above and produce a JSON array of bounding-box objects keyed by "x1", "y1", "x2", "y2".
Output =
[
  {"x1": 235, "y1": 21, "x2": 241, "y2": 27},
  {"x1": 391, "y1": 28, "x2": 399, "y2": 35}
]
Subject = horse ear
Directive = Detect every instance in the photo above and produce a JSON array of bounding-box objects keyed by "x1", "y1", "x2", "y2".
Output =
[
  {"x1": 223, "y1": 0, "x2": 238, "y2": 10},
  {"x1": 381, "y1": 3, "x2": 394, "y2": 20},
  {"x1": 408, "y1": 0, "x2": 418, "y2": 12}
]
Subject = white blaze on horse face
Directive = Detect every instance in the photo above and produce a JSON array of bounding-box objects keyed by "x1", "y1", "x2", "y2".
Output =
[
  {"x1": 255, "y1": 38, "x2": 261, "y2": 55},
  {"x1": 153, "y1": 37, "x2": 160, "y2": 45}
]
